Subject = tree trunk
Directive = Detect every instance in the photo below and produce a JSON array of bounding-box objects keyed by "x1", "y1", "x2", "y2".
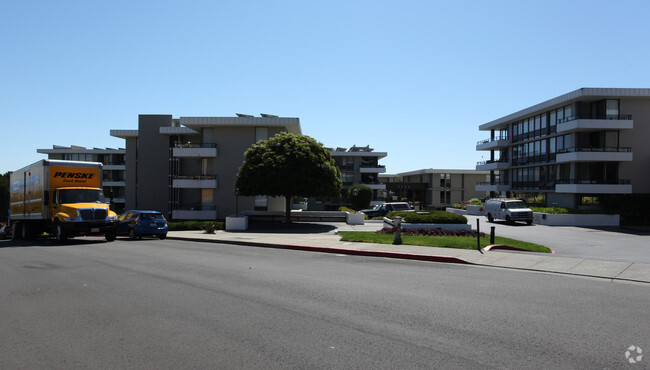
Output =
[{"x1": 284, "y1": 196, "x2": 292, "y2": 224}]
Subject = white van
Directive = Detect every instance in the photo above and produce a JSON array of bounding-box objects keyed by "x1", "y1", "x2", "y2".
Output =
[{"x1": 485, "y1": 199, "x2": 534, "y2": 225}]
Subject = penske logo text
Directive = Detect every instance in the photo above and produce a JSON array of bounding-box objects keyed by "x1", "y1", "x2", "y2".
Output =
[{"x1": 53, "y1": 172, "x2": 96, "y2": 179}]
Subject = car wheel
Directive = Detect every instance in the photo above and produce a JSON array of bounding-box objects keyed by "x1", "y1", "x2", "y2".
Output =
[
  {"x1": 487, "y1": 213, "x2": 494, "y2": 223},
  {"x1": 158, "y1": 234, "x2": 167, "y2": 240},
  {"x1": 129, "y1": 228, "x2": 137, "y2": 240},
  {"x1": 55, "y1": 222, "x2": 67, "y2": 242}
]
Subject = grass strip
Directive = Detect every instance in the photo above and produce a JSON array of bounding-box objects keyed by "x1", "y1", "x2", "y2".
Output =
[{"x1": 338, "y1": 231, "x2": 551, "y2": 253}]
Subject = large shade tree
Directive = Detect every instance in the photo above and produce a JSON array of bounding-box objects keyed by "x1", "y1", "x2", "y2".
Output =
[{"x1": 235, "y1": 133, "x2": 342, "y2": 223}]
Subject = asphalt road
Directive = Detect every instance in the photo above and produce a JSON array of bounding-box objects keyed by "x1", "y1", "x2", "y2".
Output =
[
  {"x1": 1, "y1": 237, "x2": 648, "y2": 369},
  {"x1": 460, "y1": 215, "x2": 650, "y2": 264}
]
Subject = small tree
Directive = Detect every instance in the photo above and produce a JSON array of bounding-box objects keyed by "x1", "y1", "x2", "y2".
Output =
[
  {"x1": 348, "y1": 184, "x2": 373, "y2": 211},
  {"x1": 236, "y1": 133, "x2": 342, "y2": 223}
]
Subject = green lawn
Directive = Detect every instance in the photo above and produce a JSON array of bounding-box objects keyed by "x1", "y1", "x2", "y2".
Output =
[{"x1": 338, "y1": 231, "x2": 551, "y2": 253}]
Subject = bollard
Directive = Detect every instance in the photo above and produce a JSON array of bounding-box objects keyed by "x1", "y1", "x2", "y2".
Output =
[
  {"x1": 476, "y1": 219, "x2": 481, "y2": 251},
  {"x1": 490, "y1": 226, "x2": 495, "y2": 245},
  {"x1": 393, "y1": 216, "x2": 403, "y2": 245}
]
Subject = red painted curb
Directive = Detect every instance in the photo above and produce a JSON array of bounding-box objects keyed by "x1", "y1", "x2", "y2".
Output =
[{"x1": 283, "y1": 244, "x2": 472, "y2": 264}]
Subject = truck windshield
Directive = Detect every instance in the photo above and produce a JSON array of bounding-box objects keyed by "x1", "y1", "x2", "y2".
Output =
[
  {"x1": 506, "y1": 201, "x2": 528, "y2": 209},
  {"x1": 59, "y1": 189, "x2": 106, "y2": 204}
]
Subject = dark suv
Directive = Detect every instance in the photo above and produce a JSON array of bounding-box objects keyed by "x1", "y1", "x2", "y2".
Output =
[{"x1": 361, "y1": 202, "x2": 413, "y2": 218}]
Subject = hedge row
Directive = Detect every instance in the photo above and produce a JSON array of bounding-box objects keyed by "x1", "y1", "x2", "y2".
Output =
[
  {"x1": 386, "y1": 211, "x2": 468, "y2": 224},
  {"x1": 167, "y1": 220, "x2": 225, "y2": 231},
  {"x1": 377, "y1": 227, "x2": 484, "y2": 237}
]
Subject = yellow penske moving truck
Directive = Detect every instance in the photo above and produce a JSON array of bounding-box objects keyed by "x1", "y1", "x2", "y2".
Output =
[{"x1": 10, "y1": 159, "x2": 118, "y2": 242}]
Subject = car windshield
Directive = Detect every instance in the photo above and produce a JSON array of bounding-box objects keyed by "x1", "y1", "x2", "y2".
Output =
[
  {"x1": 506, "y1": 201, "x2": 528, "y2": 209},
  {"x1": 140, "y1": 213, "x2": 164, "y2": 220},
  {"x1": 59, "y1": 189, "x2": 106, "y2": 204}
]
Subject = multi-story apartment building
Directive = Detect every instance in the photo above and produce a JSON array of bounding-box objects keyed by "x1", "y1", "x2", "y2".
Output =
[
  {"x1": 381, "y1": 169, "x2": 489, "y2": 210},
  {"x1": 476, "y1": 88, "x2": 650, "y2": 209},
  {"x1": 327, "y1": 145, "x2": 387, "y2": 207},
  {"x1": 111, "y1": 114, "x2": 302, "y2": 220},
  {"x1": 37, "y1": 145, "x2": 126, "y2": 212}
]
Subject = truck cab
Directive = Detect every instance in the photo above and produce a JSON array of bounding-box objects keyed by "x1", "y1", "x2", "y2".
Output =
[{"x1": 485, "y1": 199, "x2": 534, "y2": 225}]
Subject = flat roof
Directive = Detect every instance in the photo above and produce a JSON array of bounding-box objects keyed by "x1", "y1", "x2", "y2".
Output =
[
  {"x1": 480, "y1": 88, "x2": 650, "y2": 130},
  {"x1": 396, "y1": 168, "x2": 490, "y2": 176}
]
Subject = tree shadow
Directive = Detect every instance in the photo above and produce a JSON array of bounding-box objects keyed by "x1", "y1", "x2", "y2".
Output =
[{"x1": 246, "y1": 220, "x2": 338, "y2": 234}]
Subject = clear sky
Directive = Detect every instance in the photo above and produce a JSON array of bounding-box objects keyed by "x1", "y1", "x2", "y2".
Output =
[{"x1": 2, "y1": 0, "x2": 649, "y2": 175}]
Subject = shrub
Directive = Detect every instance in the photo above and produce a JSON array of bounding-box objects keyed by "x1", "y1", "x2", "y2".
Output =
[
  {"x1": 348, "y1": 184, "x2": 373, "y2": 211},
  {"x1": 530, "y1": 207, "x2": 569, "y2": 214},
  {"x1": 387, "y1": 211, "x2": 468, "y2": 224},
  {"x1": 168, "y1": 220, "x2": 225, "y2": 231}
]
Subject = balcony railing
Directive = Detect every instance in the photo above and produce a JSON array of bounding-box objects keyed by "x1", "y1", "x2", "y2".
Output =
[
  {"x1": 173, "y1": 143, "x2": 218, "y2": 149},
  {"x1": 557, "y1": 114, "x2": 632, "y2": 124},
  {"x1": 477, "y1": 135, "x2": 509, "y2": 146},
  {"x1": 557, "y1": 146, "x2": 631, "y2": 153},
  {"x1": 556, "y1": 179, "x2": 631, "y2": 185},
  {"x1": 476, "y1": 159, "x2": 509, "y2": 166}
]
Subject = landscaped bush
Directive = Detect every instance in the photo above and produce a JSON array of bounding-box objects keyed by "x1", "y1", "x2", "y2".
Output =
[
  {"x1": 168, "y1": 220, "x2": 225, "y2": 231},
  {"x1": 530, "y1": 207, "x2": 569, "y2": 214},
  {"x1": 386, "y1": 211, "x2": 468, "y2": 224},
  {"x1": 377, "y1": 227, "x2": 485, "y2": 238}
]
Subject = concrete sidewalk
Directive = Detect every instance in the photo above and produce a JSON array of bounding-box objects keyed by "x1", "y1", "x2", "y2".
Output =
[{"x1": 167, "y1": 223, "x2": 650, "y2": 284}]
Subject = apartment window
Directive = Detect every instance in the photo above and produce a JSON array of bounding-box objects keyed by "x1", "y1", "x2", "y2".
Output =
[
  {"x1": 541, "y1": 114, "x2": 547, "y2": 130},
  {"x1": 255, "y1": 127, "x2": 269, "y2": 142},
  {"x1": 440, "y1": 174, "x2": 451, "y2": 188},
  {"x1": 255, "y1": 195, "x2": 268, "y2": 210},
  {"x1": 549, "y1": 137, "x2": 556, "y2": 153},
  {"x1": 440, "y1": 191, "x2": 451, "y2": 204},
  {"x1": 540, "y1": 139, "x2": 547, "y2": 155},
  {"x1": 606, "y1": 100, "x2": 619, "y2": 119},
  {"x1": 201, "y1": 189, "x2": 213, "y2": 209},
  {"x1": 534, "y1": 116, "x2": 541, "y2": 132},
  {"x1": 550, "y1": 110, "x2": 556, "y2": 127}
]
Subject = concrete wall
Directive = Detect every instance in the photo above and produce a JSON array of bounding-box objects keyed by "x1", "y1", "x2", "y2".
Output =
[
  {"x1": 136, "y1": 115, "x2": 172, "y2": 216},
  {"x1": 620, "y1": 98, "x2": 650, "y2": 193}
]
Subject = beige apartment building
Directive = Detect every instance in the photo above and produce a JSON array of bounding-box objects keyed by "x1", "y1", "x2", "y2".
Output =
[
  {"x1": 476, "y1": 88, "x2": 650, "y2": 208},
  {"x1": 381, "y1": 169, "x2": 489, "y2": 210}
]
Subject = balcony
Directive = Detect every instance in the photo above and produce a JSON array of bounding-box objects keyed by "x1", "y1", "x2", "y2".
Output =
[
  {"x1": 475, "y1": 181, "x2": 510, "y2": 192},
  {"x1": 172, "y1": 175, "x2": 217, "y2": 189},
  {"x1": 359, "y1": 165, "x2": 386, "y2": 174},
  {"x1": 555, "y1": 147, "x2": 633, "y2": 163},
  {"x1": 476, "y1": 136, "x2": 511, "y2": 151},
  {"x1": 172, "y1": 143, "x2": 218, "y2": 158},
  {"x1": 476, "y1": 159, "x2": 510, "y2": 171},
  {"x1": 557, "y1": 115, "x2": 633, "y2": 133},
  {"x1": 555, "y1": 179, "x2": 632, "y2": 194}
]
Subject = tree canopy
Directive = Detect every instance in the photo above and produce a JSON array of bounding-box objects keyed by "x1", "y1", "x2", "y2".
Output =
[
  {"x1": 348, "y1": 184, "x2": 373, "y2": 211},
  {"x1": 235, "y1": 133, "x2": 342, "y2": 222}
]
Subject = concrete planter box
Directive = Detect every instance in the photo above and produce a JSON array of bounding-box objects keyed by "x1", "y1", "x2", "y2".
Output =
[
  {"x1": 445, "y1": 208, "x2": 466, "y2": 215},
  {"x1": 226, "y1": 216, "x2": 248, "y2": 231},
  {"x1": 383, "y1": 218, "x2": 471, "y2": 232},
  {"x1": 346, "y1": 212, "x2": 365, "y2": 225},
  {"x1": 466, "y1": 205, "x2": 486, "y2": 216},
  {"x1": 533, "y1": 213, "x2": 620, "y2": 227}
]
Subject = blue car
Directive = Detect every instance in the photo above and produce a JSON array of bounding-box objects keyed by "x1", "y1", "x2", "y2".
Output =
[{"x1": 117, "y1": 210, "x2": 168, "y2": 240}]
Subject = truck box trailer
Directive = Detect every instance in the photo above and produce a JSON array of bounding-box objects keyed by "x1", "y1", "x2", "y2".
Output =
[{"x1": 10, "y1": 159, "x2": 118, "y2": 241}]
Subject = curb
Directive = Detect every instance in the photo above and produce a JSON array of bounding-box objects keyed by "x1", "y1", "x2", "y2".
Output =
[{"x1": 168, "y1": 236, "x2": 472, "y2": 265}]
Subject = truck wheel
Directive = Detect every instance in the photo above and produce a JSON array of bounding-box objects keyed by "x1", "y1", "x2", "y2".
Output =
[
  {"x1": 487, "y1": 213, "x2": 494, "y2": 223},
  {"x1": 526, "y1": 220, "x2": 533, "y2": 225},
  {"x1": 129, "y1": 228, "x2": 137, "y2": 241},
  {"x1": 12, "y1": 222, "x2": 21, "y2": 240},
  {"x1": 55, "y1": 222, "x2": 67, "y2": 242},
  {"x1": 105, "y1": 231, "x2": 116, "y2": 242},
  {"x1": 505, "y1": 215, "x2": 512, "y2": 225}
]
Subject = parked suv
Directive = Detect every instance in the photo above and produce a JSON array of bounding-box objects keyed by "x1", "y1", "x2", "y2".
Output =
[
  {"x1": 361, "y1": 202, "x2": 413, "y2": 218},
  {"x1": 485, "y1": 199, "x2": 533, "y2": 225}
]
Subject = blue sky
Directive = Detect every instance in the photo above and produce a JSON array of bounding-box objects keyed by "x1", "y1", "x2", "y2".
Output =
[{"x1": 2, "y1": 0, "x2": 650, "y2": 175}]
